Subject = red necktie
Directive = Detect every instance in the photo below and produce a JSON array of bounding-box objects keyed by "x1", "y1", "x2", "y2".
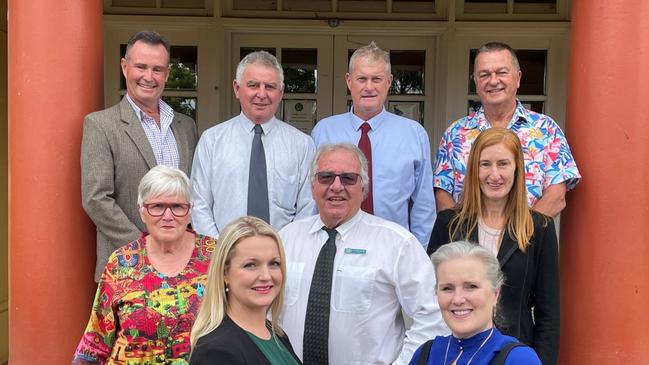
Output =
[{"x1": 358, "y1": 122, "x2": 374, "y2": 214}]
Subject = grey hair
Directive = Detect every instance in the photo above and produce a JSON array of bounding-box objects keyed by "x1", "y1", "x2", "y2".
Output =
[
  {"x1": 311, "y1": 143, "x2": 370, "y2": 198},
  {"x1": 137, "y1": 165, "x2": 192, "y2": 206},
  {"x1": 431, "y1": 241, "x2": 505, "y2": 291},
  {"x1": 235, "y1": 51, "x2": 284, "y2": 90},
  {"x1": 474, "y1": 41, "x2": 520, "y2": 72},
  {"x1": 348, "y1": 41, "x2": 391, "y2": 75},
  {"x1": 124, "y1": 30, "x2": 170, "y2": 61}
]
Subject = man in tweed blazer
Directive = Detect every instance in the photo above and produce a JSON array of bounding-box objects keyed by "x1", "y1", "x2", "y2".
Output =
[{"x1": 81, "y1": 31, "x2": 197, "y2": 281}]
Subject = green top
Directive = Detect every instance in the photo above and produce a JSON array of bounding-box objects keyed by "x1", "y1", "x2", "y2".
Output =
[{"x1": 246, "y1": 330, "x2": 300, "y2": 365}]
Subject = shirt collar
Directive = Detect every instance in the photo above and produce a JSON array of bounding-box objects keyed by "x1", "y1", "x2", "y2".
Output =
[
  {"x1": 349, "y1": 107, "x2": 388, "y2": 131},
  {"x1": 125, "y1": 93, "x2": 170, "y2": 124},
  {"x1": 309, "y1": 210, "x2": 364, "y2": 241},
  {"x1": 238, "y1": 112, "x2": 276, "y2": 135},
  {"x1": 451, "y1": 327, "x2": 496, "y2": 350},
  {"x1": 462, "y1": 99, "x2": 532, "y2": 130}
]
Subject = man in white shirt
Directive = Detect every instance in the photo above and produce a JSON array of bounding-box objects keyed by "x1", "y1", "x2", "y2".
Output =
[
  {"x1": 279, "y1": 143, "x2": 447, "y2": 365},
  {"x1": 191, "y1": 51, "x2": 316, "y2": 236}
]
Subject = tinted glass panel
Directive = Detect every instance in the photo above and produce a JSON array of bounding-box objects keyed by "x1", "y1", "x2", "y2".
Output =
[
  {"x1": 282, "y1": 48, "x2": 317, "y2": 93},
  {"x1": 517, "y1": 50, "x2": 546, "y2": 95},
  {"x1": 283, "y1": 0, "x2": 331, "y2": 11},
  {"x1": 112, "y1": 0, "x2": 155, "y2": 7},
  {"x1": 163, "y1": 96, "x2": 197, "y2": 120},
  {"x1": 233, "y1": 0, "x2": 276, "y2": 10},
  {"x1": 161, "y1": 0, "x2": 206, "y2": 8},
  {"x1": 390, "y1": 50, "x2": 425, "y2": 95},
  {"x1": 338, "y1": 0, "x2": 386, "y2": 12}
]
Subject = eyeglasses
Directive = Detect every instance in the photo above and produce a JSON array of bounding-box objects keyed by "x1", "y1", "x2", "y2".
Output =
[
  {"x1": 142, "y1": 202, "x2": 191, "y2": 217},
  {"x1": 315, "y1": 171, "x2": 361, "y2": 186}
]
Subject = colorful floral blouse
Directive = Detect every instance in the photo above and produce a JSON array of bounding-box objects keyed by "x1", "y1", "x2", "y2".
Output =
[
  {"x1": 72, "y1": 232, "x2": 216, "y2": 365},
  {"x1": 434, "y1": 100, "x2": 581, "y2": 205}
]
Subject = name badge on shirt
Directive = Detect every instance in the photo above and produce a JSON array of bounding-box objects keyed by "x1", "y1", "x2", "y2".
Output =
[{"x1": 344, "y1": 248, "x2": 367, "y2": 255}]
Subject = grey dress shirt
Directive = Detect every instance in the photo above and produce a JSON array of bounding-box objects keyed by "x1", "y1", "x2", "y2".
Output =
[{"x1": 191, "y1": 113, "x2": 316, "y2": 237}]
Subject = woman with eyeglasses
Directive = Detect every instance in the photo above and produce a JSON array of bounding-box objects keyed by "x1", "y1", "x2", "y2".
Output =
[{"x1": 73, "y1": 165, "x2": 216, "y2": 364}]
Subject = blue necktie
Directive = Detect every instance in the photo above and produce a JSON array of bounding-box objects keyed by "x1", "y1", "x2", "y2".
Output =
[{"x1": 247, "y1": 124, "x2": 270, "y2": 223}]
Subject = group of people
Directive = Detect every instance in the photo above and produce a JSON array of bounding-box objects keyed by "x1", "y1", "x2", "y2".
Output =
[{"x1": 72, "y1": 29, "x2": 580, "y2": 365}]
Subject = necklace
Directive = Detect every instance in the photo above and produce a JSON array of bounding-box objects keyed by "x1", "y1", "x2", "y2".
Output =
[{"x1": 443, "y1": 327, "x2": 495, "y2": 365}]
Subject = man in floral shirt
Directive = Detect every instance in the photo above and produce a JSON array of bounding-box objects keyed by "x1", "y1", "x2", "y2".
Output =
[{"x1": 434, "y1": 42, "x2": 580, "y2": 217}]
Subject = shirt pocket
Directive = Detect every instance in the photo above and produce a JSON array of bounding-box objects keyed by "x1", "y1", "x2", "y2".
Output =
[
  {"x1": 285, "y1": 262, "x2": 305, "y2": 306},
  {"x1": 271, "y1": 170, "x2": 299, "y2": 212},
  {"x1": 332, "y1": 266, "x2": 376, "y2": 313}
]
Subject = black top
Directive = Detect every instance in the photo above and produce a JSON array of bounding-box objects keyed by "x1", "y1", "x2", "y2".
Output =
[
  {"x1": 190, "y1": 316, "x2": 303, "y2": 365},
  {"x1": 427, "y1": 209, "x2": 560, "y2": 365}
]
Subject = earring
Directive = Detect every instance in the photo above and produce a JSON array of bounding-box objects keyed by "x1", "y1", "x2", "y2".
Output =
[{"x1": 225, "y1": 284, "x2": 229, "y2": 293}]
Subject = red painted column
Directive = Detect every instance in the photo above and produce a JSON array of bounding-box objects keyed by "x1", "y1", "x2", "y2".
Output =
[
  {"x1": 8, "y1": 1, "x2": 102, "y2": 363},
  {"x1": 561, "y1": 1, "x2": 649, "y2": 363}
]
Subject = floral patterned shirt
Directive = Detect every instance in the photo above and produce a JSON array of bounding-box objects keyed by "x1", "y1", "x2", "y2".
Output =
[
  {"x1": 72, "y1": 232, "x2": 216, "y2": 365},
  {"x1": 434, "y1": 100, "x2": 581, "y2": 205}
]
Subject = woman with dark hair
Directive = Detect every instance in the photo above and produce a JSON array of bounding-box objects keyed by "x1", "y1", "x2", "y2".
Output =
[{"x1": 427, "y1": 127, "x2": 559, "y2": 364}]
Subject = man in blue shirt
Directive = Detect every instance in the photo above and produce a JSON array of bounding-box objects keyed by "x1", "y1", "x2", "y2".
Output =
[{"x1": 311, "y1": 42, "x2": 436, "y2": 246}]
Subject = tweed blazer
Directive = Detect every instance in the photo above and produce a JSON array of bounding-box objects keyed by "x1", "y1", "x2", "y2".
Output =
[
  {"x1": 427, "y1": 209, "x2": 560, "y2": 365},
  {"x1": 81, "y1": 97, "x2": 198, "y2": 281}
]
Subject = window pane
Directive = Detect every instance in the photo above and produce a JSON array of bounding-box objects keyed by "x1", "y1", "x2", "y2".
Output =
[
  {"x1": 282, "y1": 49, "x2": 317, "y2": 93},
  {"x1": 514, "y1": 0, "x2": 557, "y2": 14},
  {"x1": 389, "y1": 101, "x2": 424, "y2": 124},
  {"x1": 167, "y1": 46, "x2": 198, "y2": 90},
  {"x1": 163, "y1": 96, "x2": 197, "y2": 120},
  {"x1": 517, "y1": 50, "x2": 546, "y2": 95},
  {"x1": 468, "y1": 49, "x2": 477, "y2": 94},
  {"x1": 233, "y1": 0, "x2": 276, "y2": 10},
  {"x1": 392, "y1": 0, "x2": 435, "y2": 13},
  {"x1": 120, "y1": 45, "x2": 198, "y2": 91},
  {"x1": 468, "y1": 100, "x2": 481, "y2": 114},
  {"x1": 161, "y1": 0, "x2": 207, "y2": 9},
  {"x1": 283, "y1": 0, "x2": 331, "y2": 11},
  {"x1": 464, "y1": 0, "x2": 506, "y2": 13},
  {"x1": 390, "y1": 50, "x2": 425, "y2": 95},
  {"x1": 112, "y1": 0, "x2": 156, "y2": 7},
  {"x1": 338, "y1": 0, "x2": 386, "y2": 13},
  {"x1": 468, "y1": 48, "x2": 546, "y2": 95}
]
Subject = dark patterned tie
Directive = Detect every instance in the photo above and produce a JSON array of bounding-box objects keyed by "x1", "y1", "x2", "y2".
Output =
[
  {"x1": 303, "y1": 227, "x2": 338, "y2": 365},
  {"x1": 247, "y1": 124, "x2": 270, "y2": 223},
  {"x1": 358, "y1": 122, "x2": 374, "y2": 214}
]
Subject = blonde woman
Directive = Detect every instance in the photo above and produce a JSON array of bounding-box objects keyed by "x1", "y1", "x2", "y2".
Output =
[
  {"x1": 428, "y1": 128, "x2": 559, "y2": 365},
  {"x1": 190, "y1": 216, "x2": 301, "y2": 364},
  {"x1": 410, "y1": 241, "x2": 541, "y2": 365}
]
